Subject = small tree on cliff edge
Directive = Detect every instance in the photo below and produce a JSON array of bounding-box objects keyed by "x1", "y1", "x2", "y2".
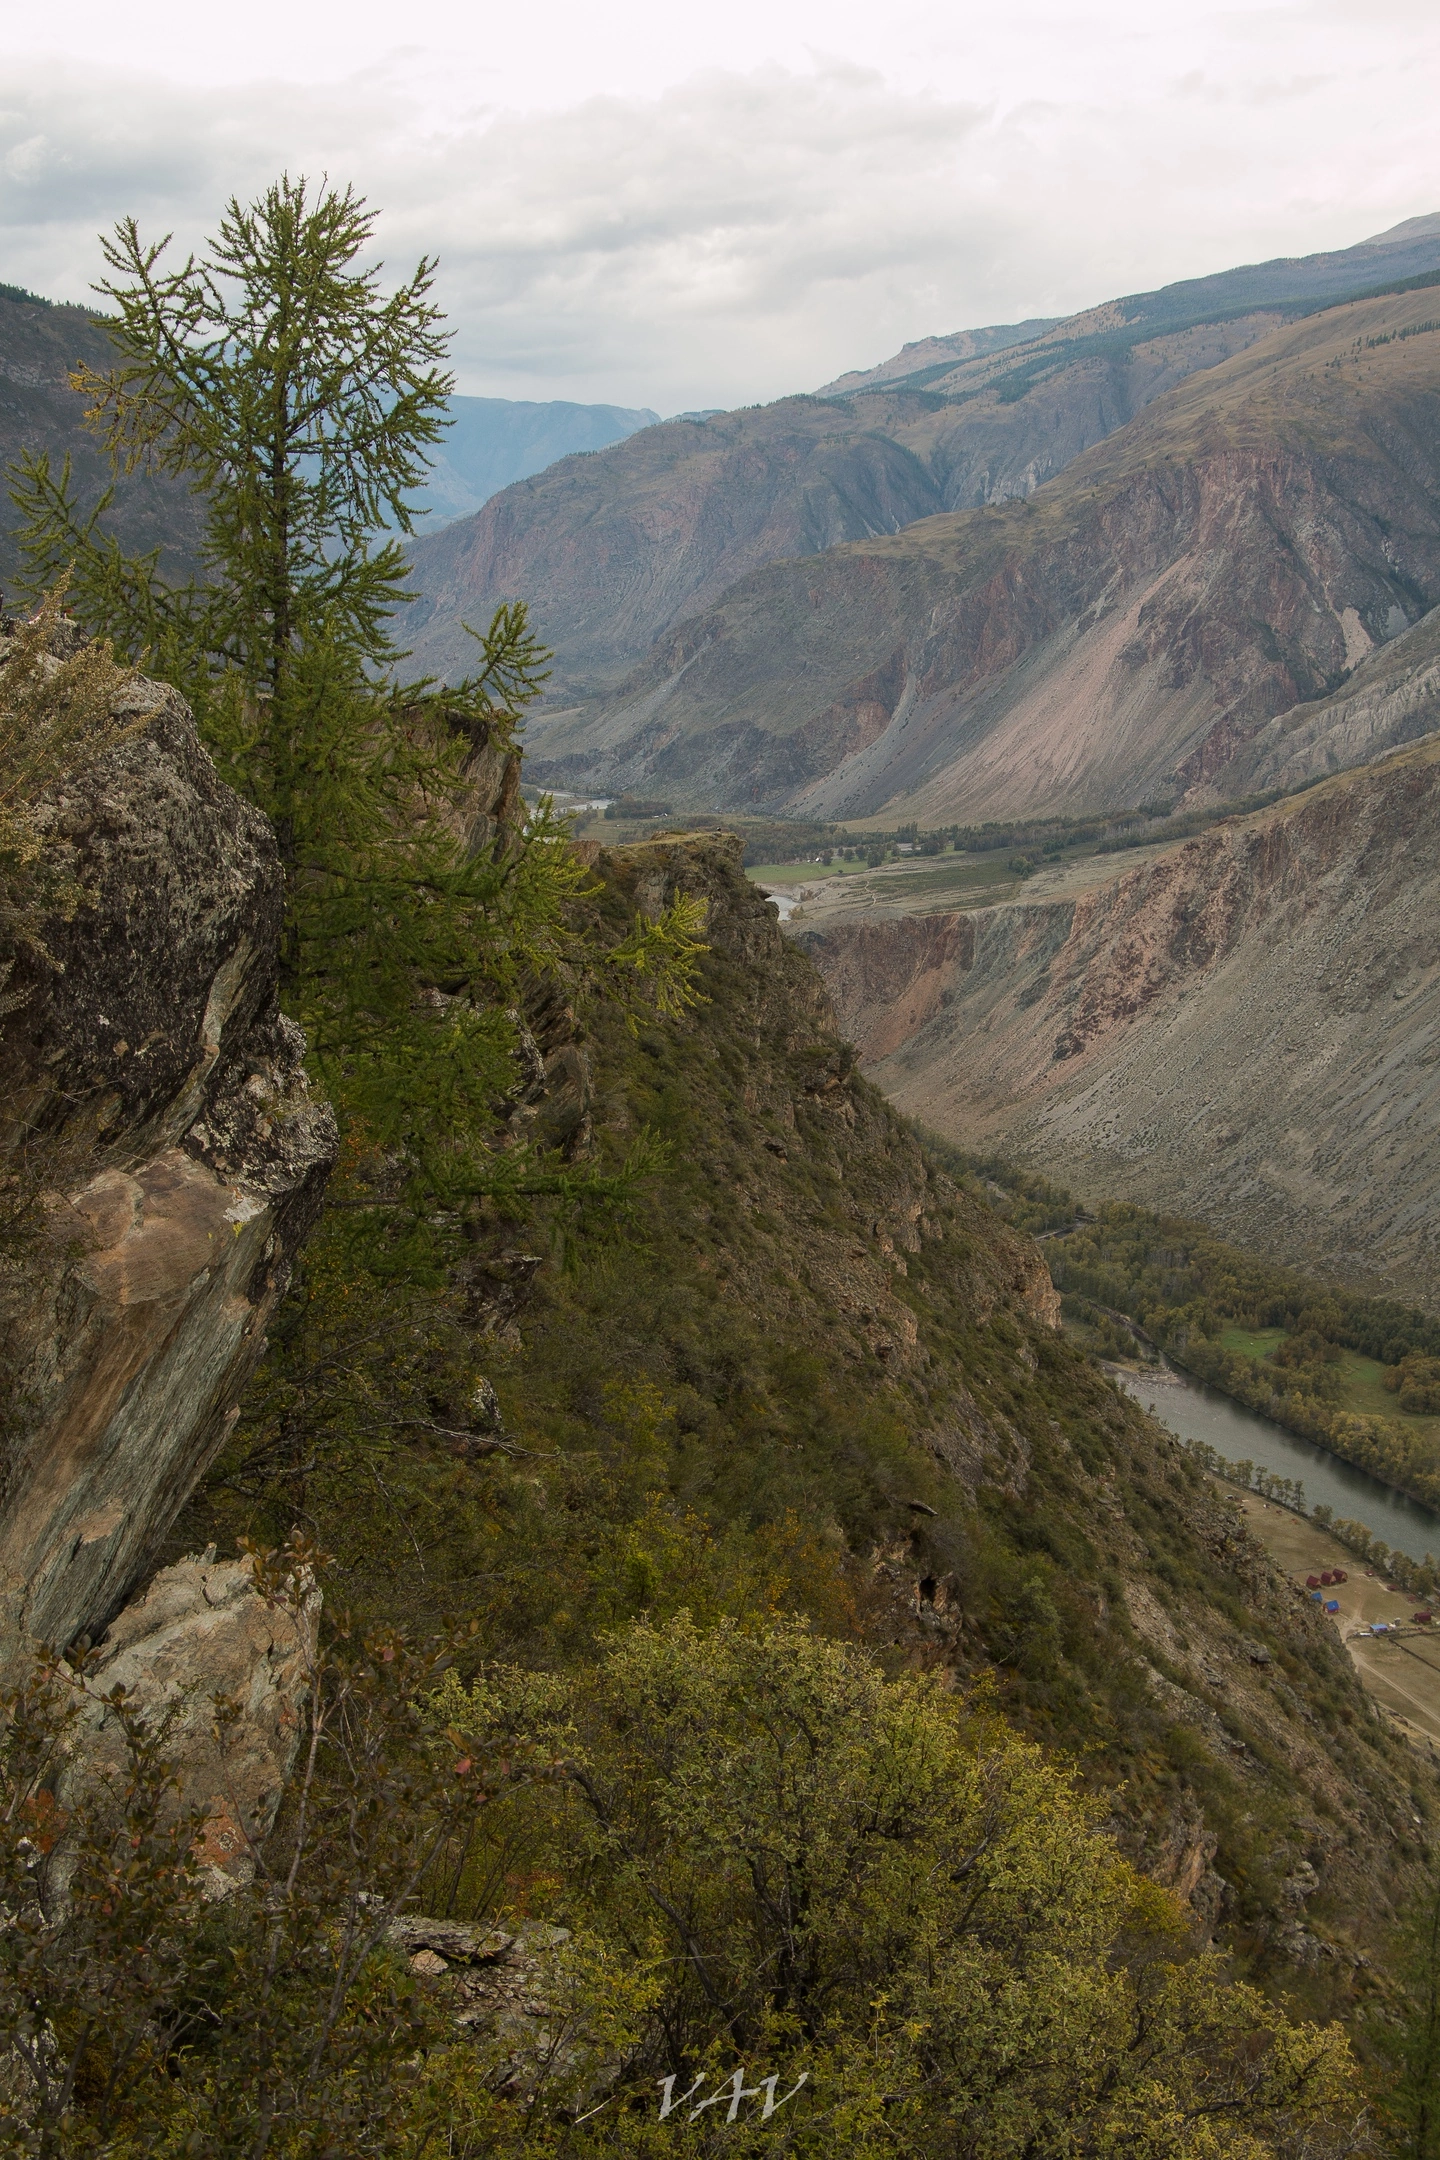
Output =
[
  {"x1": 7, "y1": 177, "x2": 552, "y2": 916},
  {"x1": 12, "y1": 178, "x2": 479, "y2": 827},
  {"x1": 9, "y1": 178, "x2": 702, "y2": 1245},
  {"x1": 16, "y1": 177, "x2": 448, "y2": 708}
]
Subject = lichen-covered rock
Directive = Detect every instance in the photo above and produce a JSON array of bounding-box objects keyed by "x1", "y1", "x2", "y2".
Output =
[
  {"x1": 0, "y1": 668, "x2": 336, "y2": 1667},
  {"x1": 56, "y1": 1551, "x2": 316, "y2": 1895}
]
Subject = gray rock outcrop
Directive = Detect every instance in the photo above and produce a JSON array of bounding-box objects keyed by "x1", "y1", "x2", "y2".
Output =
[
  {"x1": 56, "y1": 1551, "x2": 316, "y2": 1895},
  {"x1": 0, "y1": 659, "x2": 336, "y2": 1668}
]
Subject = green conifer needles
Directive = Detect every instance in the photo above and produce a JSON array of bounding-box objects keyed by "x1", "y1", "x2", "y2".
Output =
[
  {"x1": 7, "y1": 177, "x2": 708, "y2": 1262},
  {"x1": 13, "y1": 176, "x2": 451, "y2": 701}
]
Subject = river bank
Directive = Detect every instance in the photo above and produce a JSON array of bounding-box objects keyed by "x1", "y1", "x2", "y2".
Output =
[
  {"x1": 1113, "y1": 1358, "x2": 1440, "y2": 1565},
  {"x1": 1110, "y1": 1356, "x2": 1440, "y2": 1753},
  {"x1": 1227, "y1": 1492, "x2": 1440, "y2": 1758}
]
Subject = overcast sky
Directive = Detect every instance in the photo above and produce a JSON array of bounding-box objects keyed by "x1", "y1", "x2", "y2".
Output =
[{"x1": 2, "y1": 0, "x2": 1437, "y2": 415}]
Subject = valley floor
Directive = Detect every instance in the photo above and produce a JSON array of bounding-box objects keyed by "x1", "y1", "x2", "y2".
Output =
[
  {"x1": 1230, "y1": 1489, "x2": 1440, "y2": 1759},
  {"x1": 757, "y1": 833, "x2": 1185, "y2": 926}
]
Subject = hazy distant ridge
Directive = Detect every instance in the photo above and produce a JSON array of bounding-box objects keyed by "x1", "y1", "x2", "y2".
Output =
[
  {"x1": 824, "y1": 212, "x2": 1440, "y2": 401},
  {"x1": 412, "y1": 394, "x2": 659, "y2": 530}
]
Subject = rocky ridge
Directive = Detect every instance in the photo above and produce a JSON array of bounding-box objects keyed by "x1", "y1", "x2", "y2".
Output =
[{"x1": 369, "y1": 827, "x2": 1436, "y2": 1976}]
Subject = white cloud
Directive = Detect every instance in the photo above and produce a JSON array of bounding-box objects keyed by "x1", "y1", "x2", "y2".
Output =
[{"x1": 1, "y1": 0, "x2": 1438, "y2": 413}]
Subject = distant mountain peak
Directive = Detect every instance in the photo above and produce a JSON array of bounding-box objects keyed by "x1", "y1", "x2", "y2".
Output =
[{"x1": 408, "y1": 394, "x2": 659, "y2": 531}]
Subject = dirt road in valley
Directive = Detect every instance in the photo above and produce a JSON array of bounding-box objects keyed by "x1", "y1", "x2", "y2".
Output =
[{"x1": 1231, "y1": 1489, "x2": 1440, "y2": 1757}]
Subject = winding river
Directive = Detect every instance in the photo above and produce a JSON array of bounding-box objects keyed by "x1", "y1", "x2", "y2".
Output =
[{"x1": 1114, "y1": 1360, "x2": 1440, "y2": 1566}]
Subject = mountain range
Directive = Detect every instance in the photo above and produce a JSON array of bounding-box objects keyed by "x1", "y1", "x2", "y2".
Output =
[
  {"x1": 531, "y1": 280, "x2": 1440, "y2": 820},
  {"x1": 399, "y1": 213, "x2": 1440, "y2": 827}
]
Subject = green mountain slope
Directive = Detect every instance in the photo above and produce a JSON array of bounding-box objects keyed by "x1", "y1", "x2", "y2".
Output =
[{"x1": 178, "y1": 831, "x2": 1434, "y2": 1992}]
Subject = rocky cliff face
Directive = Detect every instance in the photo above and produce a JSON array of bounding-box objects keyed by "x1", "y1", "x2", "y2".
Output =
[
  {"x1": 531, "y1": 287, "x2": 1440, "y2": 822},
  {"x1": 1220, "y1": 597, "x2": 1440, "y2": 797},
  {"x1": 0, "y1": 660, "x2": 336, "y2": 1666},
  {"x1": 804, "y1": 737, "x2": 1440, "y2": 1302}
]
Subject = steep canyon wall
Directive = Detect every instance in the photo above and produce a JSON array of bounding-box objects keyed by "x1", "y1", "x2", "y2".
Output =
[{"x1": 802, "y1": 739, "x2": 1440, "y2": 1301}]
